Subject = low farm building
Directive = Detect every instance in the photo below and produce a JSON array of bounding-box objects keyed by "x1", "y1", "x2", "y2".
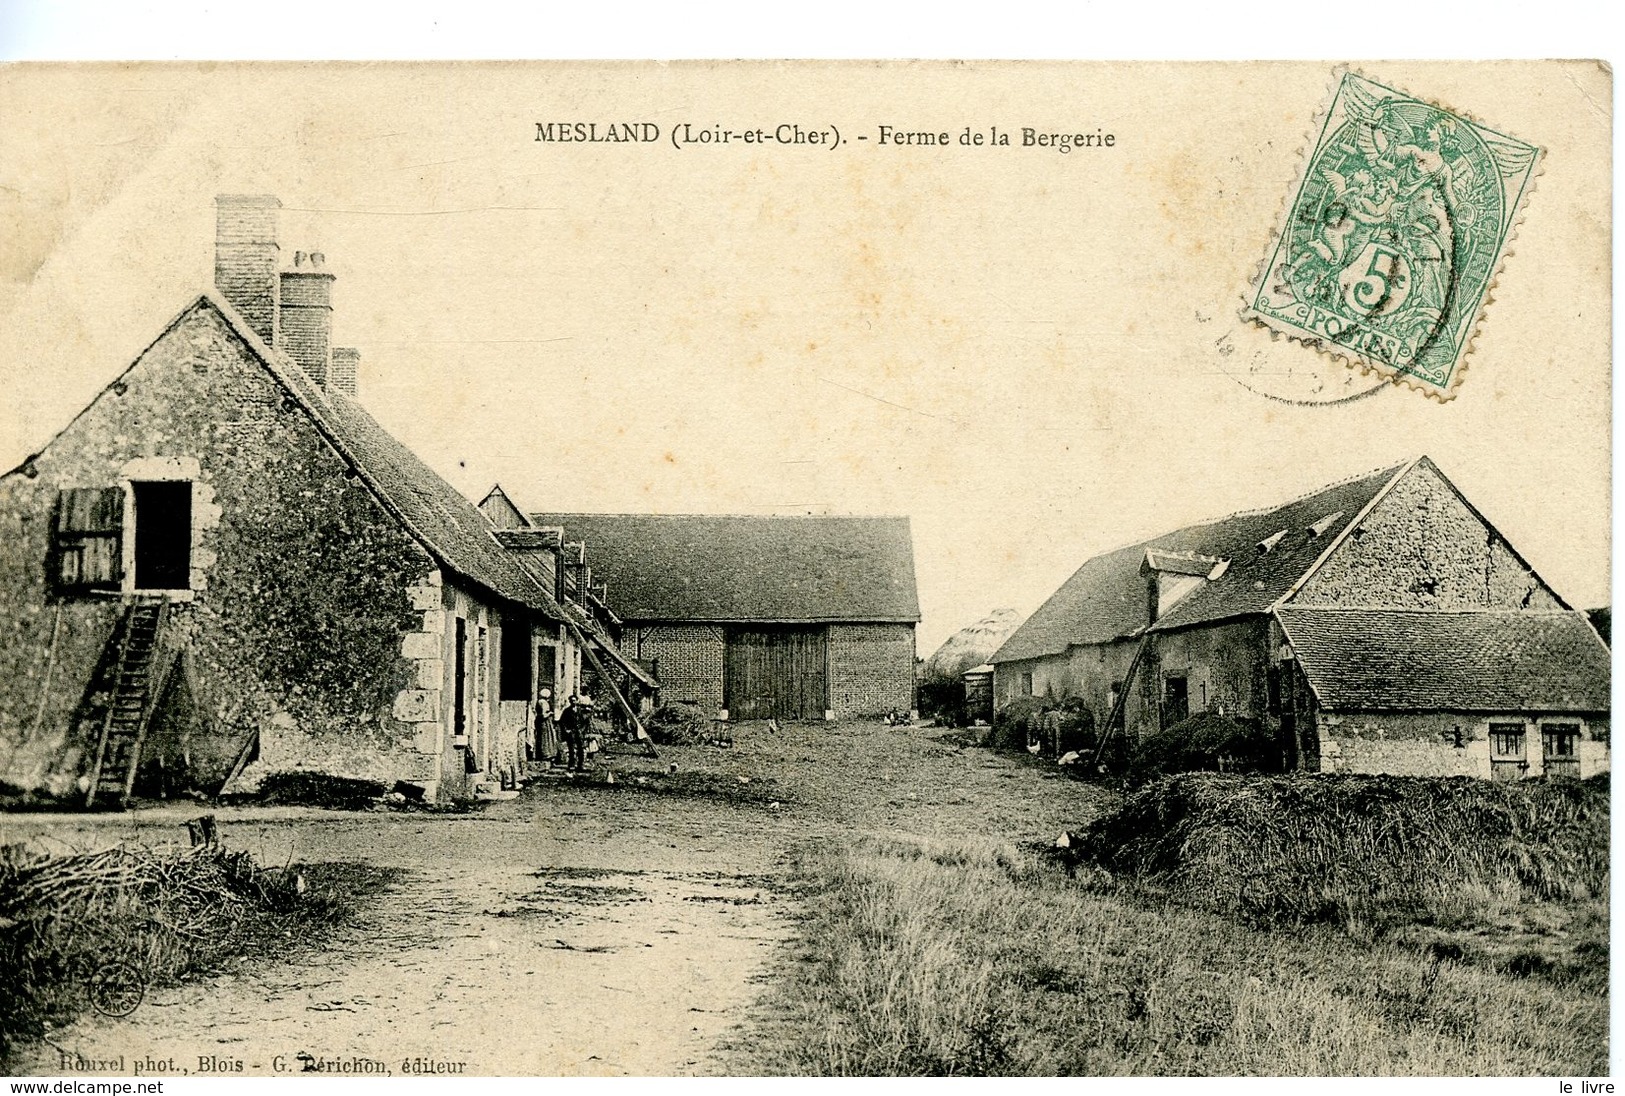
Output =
[
  {"x1": 520, "y1": 513, "x2": 921, "y2": 721},
  {"x1": 0, "y1": 194, "x2": 633, "y2": 806},
  {"x1": 990, "y1": 458, "x2": 1610, "y2": 779}
]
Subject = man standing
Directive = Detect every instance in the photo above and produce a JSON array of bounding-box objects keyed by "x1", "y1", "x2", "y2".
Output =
[
  {"x1": 577, "y1": 696, "x2": 600, "y2": 770},
  {"x1": 558, "y1": 694, "x2": 582, "y2": 771}
]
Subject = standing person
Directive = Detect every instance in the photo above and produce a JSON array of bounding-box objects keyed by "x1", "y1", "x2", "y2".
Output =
[
  {"x1": 578, "y1": 696, "x2": 600, "y2": 770},
  {"x1": 534, "y1": 688, "x2": 560, "y2": 767},
  {"x1": 558, "y1": 693, "x2": 584, "y2": 772}
]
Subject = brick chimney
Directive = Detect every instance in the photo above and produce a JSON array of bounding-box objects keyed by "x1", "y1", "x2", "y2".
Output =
[
  {"x1": 214, "y1": 195, "x2": 281, "y2": 343},
  {"x1": 278, "y1": 251, "x2": 335, "y2": 385},
  {"x1": 329, "y1": 347, "x2": 360, "y2": 398}
]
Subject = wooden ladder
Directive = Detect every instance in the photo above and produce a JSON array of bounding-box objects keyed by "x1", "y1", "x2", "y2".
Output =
[
  {"x1": 84, "y1": 596, "x2": 173, "y2": 809},
  {"x1": 1089, "y1": 632, "x2": 1153, "y2": 770}
]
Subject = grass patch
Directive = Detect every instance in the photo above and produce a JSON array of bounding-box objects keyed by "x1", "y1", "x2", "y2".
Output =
[
  {"x1": 736, "y1": 835, "x2": 1606, "y2": 1075},
  {"x1": 0, "y1": 843, "x2": 398, "y2": 1062}
]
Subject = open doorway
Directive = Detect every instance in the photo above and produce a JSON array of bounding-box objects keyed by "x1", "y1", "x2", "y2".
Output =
[{"x1": 131, "y1": 481, "x2": 191, "y2": 590}]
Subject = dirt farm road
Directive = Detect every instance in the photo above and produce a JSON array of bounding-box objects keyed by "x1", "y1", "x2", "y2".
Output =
[{"x1": 3, "y1": 722, "x2": 1107, "y2": 1076}]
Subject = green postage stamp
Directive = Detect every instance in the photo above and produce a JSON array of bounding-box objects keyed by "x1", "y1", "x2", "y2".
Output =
[{"x1": 1245, "y1": 72, "x2": 1540, "y2": 399}]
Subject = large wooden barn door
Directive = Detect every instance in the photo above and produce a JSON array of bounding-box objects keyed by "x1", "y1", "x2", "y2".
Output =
[{"x1": 725, "y1": 626, "x2": 827, "y2": 721}]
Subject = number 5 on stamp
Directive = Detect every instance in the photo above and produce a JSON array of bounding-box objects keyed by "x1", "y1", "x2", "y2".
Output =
[{"x1": 1244, "y1": 71, "x2": 1540, "y2": 400}]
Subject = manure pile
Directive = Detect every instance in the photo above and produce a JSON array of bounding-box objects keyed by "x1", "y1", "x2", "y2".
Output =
[{"x1": 1078, "y1": 772, "x2": 1609, "y2": 928}]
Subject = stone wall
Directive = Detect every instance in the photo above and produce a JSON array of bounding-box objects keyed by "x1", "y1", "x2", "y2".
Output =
[
  {"x1": 992, "y1": 654, "x2": 1072, "y2": 708},
  {"x1": 1297, "y1": 462, "x2": 1564, "y2": 610},
  {"x1": 827, "y1": 622, "x2": 915, "y2": 718},
  {"x1": 0, "y1": 300, "x2": 433, "y2": 798},
  {"x1": 1140, "y1": 618, "x2": 1270, "y2": 740},
  {"x1": 1062, "y1": 639, "x2": 1145, "y2": 739},
  {"x1": 1319, "y1": 710, "x2": 1611, "y2": 778}
]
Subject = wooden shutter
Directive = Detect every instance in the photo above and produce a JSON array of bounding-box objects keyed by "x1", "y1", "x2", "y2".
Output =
[{"x1": 56, "y1": 487, "x2": 124, "y2": 589}]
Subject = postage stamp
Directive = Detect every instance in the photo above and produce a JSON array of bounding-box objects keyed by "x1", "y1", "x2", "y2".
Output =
[{"x1": 1244, "y1": 71, "x2": 1541, "y2": 399}]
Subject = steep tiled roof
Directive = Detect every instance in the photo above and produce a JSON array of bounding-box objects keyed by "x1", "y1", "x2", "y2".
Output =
[
  {"x1": 528, "y1": 513, "x2": 920, "y2": 623},
  {"x1": 992, "y1": 464, "x2": 1405, "y2": 662},
  {"x1": 319, "y1": 395, "x2": 568, "y2": 619},
  {"x1": 202, "y1": 294, "x2": 567, "y2": 620},
  {"x1": 1276, "y1": 608, "x2": 1610, "y2": 712}
]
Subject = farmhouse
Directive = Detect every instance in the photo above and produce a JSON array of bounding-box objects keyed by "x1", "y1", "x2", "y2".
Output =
[
  {"x1": 0, "y1": 195, "x2": 623, "y2": 806},
  {"x1": 990, "y1": 458, "x2": 1611, "y2": 779},
  {"x1": 515, "y1": 512, "x2": 920, "y2": 721}
]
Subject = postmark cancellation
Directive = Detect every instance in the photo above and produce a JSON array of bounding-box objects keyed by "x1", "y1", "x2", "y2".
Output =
[{"x1": 1245, "y1": 71, "x2": 1541, "y2": 400}]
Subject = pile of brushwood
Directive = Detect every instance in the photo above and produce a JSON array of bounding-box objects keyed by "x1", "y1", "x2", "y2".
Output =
[
  {"x1": 1075, "y1": 771, "x2": 1610, "y2": 933},
  {"x1": 645, "y1": 702, "x2": 716, "y2": 745},
  {"x1": 0, "y1": 842, "x2": 388, "y2": 1058}
]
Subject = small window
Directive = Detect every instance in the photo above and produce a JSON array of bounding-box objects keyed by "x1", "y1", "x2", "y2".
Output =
[
  {"x1": 131, "y1": 480, "x2": 192, "y2": 590},
  {"x1": 1489, "y1": 723, "x2": 1526, "y2": 782},
  {"x1": 1542, "y1": 724, "x2": 1581, "y2": 778},
  {"x1": 1020, "y1": 671, "x2": 1034, "y2": 697},
  {"x1": 453, "y1": 617, "x2": 468, "y2": 740},
  {"x1": 55, "y1": 487, "x2": 124, "y2": 590},
  {"x1": 1265, "y1": 666, "x2": 1282, "y2": 714}
]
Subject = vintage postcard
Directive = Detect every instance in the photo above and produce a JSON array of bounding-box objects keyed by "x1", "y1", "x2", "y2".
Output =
[{"x1": 0, "y1": 61, "x2": 1611, "y2": 1079}]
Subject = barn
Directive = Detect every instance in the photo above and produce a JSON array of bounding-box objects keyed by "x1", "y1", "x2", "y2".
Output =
[
  {"x1": 990, "y1": 458, "x2": 1611, "y2": 779},
  {"x1": 523, "y1": 513, "x2": 920, "y2": 721}
]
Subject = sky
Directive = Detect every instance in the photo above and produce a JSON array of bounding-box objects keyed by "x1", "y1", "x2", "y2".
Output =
[{"x1": 0, "y1": 61, "x2": 1611, "y2": 655}]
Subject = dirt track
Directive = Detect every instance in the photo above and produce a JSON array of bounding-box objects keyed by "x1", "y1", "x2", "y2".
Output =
[{"x1": 2, "y1": 722, "x2": 1108, "y2": 1076}]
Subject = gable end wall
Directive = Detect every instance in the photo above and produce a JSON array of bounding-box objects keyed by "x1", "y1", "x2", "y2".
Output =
[
  {"x1": 1295, "y1": 463, "x2": 1564, "y2": 610},
  {"x1": 0, "y1": 303, "x2": 436, "y2": 797}
]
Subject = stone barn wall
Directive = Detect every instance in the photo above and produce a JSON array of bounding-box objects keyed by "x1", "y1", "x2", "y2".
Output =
[
  {"x1": 1320, "y1": 711, "x2": 1611, "y2": 778},
  {"x1": 0, "y1": 301, "x2": 433, "y2": 798},
  {"x1": 1142, "y1": 618, "x2": 1270, "y2": 741},
  {"x1": 1297, "y1": 462, "x2": 1564, "y2": 611}
]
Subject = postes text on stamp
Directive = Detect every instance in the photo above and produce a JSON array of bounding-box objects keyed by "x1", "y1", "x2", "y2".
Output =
[{"x1": 1245, "y1": 72, "x2": 1540, "y2": 399}]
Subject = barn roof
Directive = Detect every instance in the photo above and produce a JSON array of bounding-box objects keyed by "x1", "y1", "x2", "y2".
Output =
[
  {"x1": 991, "y1": 463, "x2": 1407, "y2": 663},
  {"x1": 201, "y1": 294, "x2": 569, "y2": 621},
  {"x1": 1277, "y1": 608, "x2": 1611, "y2": 713},
  {"x1": 527, "y1": 512, "x2": 921, "y2": 623}
]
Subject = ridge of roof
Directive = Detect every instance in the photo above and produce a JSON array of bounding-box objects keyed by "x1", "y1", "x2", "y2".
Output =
[
  {"x1": 991, "y1": 461, "x2": 1409, "y2": 663},
  {"x1": 1069, "y1": 460, "x2": 1415, "y2": 566},
  {"x1": 528, "y1": 510, "x2": 920, "y2": 623},
  {"x1": 198, "y1": 292, "x2": 567, "y2": 620},
  {"x1": 1278, "y1": 605, "x2": 1584, "y2": 616},
  {"x1": 533, "y1": 511, "x2": 914, "y2": 522}
]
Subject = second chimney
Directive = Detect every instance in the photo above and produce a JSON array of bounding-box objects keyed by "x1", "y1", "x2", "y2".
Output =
[
  {"x1": 329, "y1": 347, "x2": 360, "y2": 398},
  {"x1": 278, "y1": 251, "x2": 335, "y2": 386},
  {"x1": 214, "y1": 194, "x2": 281, "y2": 343}
]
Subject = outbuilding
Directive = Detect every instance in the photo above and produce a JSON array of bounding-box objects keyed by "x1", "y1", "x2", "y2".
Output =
[
  {"x1": 523, "y1": 513, "x2": 920, "y2": 721},
  {"x1": 990, "y1": 458, "x2": 1610, "y2": 779}
]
